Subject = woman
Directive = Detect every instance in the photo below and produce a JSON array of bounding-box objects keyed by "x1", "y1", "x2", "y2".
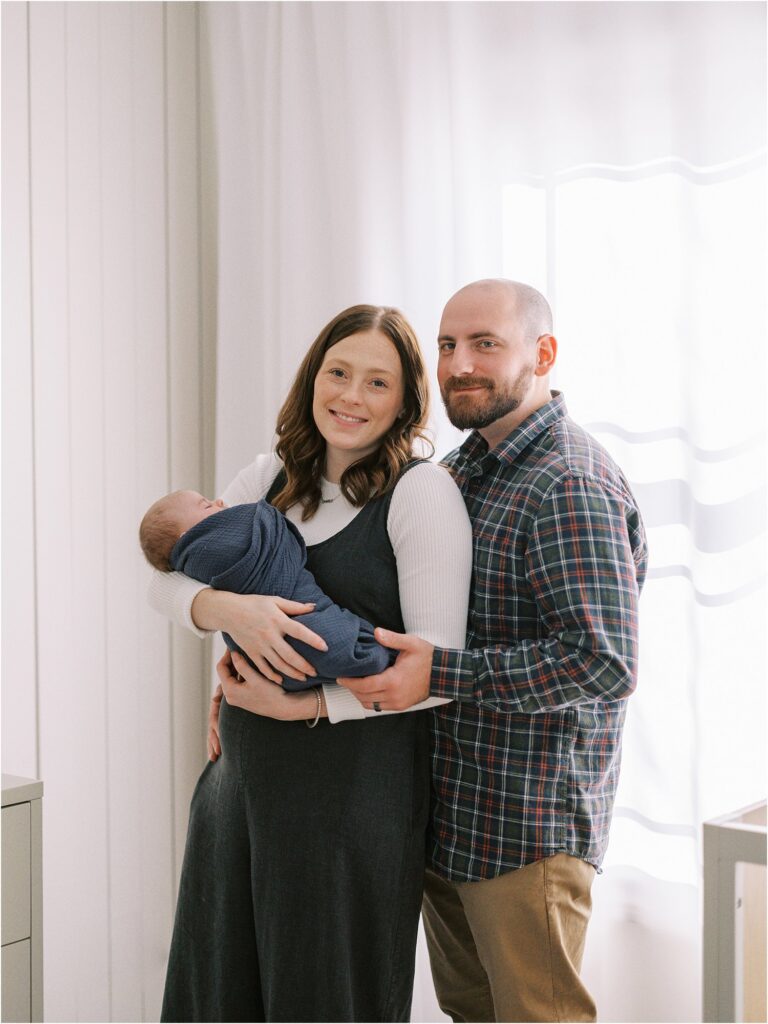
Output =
[{"x1": 150, "y1": 305, "x2": 472, "y2": 1023}]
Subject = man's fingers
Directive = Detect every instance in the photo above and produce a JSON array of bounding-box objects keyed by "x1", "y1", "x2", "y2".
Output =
[
  {"x1": 337, "y1": 675, "x2": 384, "y2": 695},
  {"x1": 373, "y1": 627, "x2": 412, "y2": 650}
]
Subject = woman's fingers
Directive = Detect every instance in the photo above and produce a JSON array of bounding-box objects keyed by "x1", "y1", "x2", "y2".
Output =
[
  {"x1": 272, "y1": 598, "x2": 328, "y2": 652},
  {"x1": 270, "y1": 637, "x2": 319, "y2": 679},
  {"x1": 272, "y1": 598, "x2": 316, "y2": 616},
  {"x1": 216, "y1": 649, "x2": 240, "y2": 686},
  {"x1": 208, "y1": 683, "x2": 223, "y2": 761},
  {"x1": 283, "y1": 620, "x2": 328, "y2": 653},
  {"x1": 251, "y1": 653, "x2": 285, "y2": 685},
  {"x1": 227, "y1": 595, "x2": 326, "y2": 676},
  {"x1": 246, "y1": 640, "x2": 317, "y2": 681},
  {"x1": 207, "y1": 730, "x2": 221, "y2": 761}
]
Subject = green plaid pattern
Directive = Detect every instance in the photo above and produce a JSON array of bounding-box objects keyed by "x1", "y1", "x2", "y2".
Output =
[{"x1": 430, "y1": 393, "x2": 647, "y2": 882}]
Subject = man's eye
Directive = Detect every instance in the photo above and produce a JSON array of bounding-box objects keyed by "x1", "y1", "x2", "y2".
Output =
[
  {"x1": 438, "y1": 343, "x2": 455, "y2": 354},
  {"x1": 478, "y1": 340, "x2": 497, "y2": 349}
]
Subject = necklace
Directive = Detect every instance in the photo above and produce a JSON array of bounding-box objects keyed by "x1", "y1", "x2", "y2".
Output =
[{"x1": 319, "y1": 476, "x2": 341, "y2": 505}]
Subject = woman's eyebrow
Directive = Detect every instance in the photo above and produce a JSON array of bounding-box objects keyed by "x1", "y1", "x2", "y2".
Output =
[{"x1": 327, "y1": 358, "x2": 395, "y2": 376}]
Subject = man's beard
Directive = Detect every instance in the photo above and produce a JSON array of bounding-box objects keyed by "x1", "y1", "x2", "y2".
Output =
[{"x1": 441, "y1": 367, "x2": 535, "y2": 430}]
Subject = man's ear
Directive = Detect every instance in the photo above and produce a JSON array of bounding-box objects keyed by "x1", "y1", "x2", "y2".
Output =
[{"x1": 534, "y1": 334, "x2": 557, "y2": 376}]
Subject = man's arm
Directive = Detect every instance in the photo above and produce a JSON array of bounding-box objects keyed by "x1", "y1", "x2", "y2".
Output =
[{"x1": 341, "y1": 477, "x2": 645, "y2": 713}]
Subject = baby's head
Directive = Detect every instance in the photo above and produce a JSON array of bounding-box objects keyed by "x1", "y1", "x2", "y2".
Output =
[{"x1": 140, "y1": 490, "x2": 227, "y2": 571}]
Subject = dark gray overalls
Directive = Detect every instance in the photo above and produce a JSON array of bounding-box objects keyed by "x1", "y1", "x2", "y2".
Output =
[{"x1": 161, "y1": 466, "x2": 430, "y2": 1022}]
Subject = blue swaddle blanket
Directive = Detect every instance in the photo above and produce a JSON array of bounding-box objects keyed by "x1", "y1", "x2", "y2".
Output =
[{"x1": 170, "y1": 502, "x2": 394, "y2": 692}]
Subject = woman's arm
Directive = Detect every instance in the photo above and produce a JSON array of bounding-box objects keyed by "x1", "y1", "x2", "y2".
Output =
[
  {"x1": 148, "y1": 452, "x2": 281, "y2": 632},
  {"x1": 147, "y1": 452, "x2": 325, "y2": 679},
  {"x1": 207, "y1": 650, "x2": 329, "y2": 760},
  {"x1": 323, "y1": 462, "x2": 472, "y2": 722}
]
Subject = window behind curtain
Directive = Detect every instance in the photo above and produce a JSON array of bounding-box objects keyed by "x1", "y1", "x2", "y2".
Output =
[{"x1": 504, "y1": 159, "x2": 766, "y2": 886}]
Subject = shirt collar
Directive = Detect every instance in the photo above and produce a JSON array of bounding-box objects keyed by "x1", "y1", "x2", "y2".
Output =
[{"x1": 456, "y1": 391, "x2": 568, "y2": 472}]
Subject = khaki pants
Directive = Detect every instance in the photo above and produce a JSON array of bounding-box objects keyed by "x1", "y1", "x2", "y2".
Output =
[{"x1": 422, "y1": 854, "x2": 597, "y2": 1023}]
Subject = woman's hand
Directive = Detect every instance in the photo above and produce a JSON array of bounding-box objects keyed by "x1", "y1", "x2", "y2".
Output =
[
  {"x1": 192, "y1": 590, "x2": 328, "y2": 683},
  {"x1": 216, "y1": 650, "x2": 326, "y2": 722},
  {"x1": 207, "y1": 684, "x2": 223, "y2": 762}
]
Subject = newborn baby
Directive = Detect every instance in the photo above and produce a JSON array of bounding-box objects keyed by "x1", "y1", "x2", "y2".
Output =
[{"x1": 139, "y1": 490, "x2": 394, "y2": 691}]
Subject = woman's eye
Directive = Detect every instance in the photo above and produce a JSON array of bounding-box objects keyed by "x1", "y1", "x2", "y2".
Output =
[
  {"x1": 328, "y1": 368, "x2": 345, "y2": 378},
  {"x1": 370, "y1": 379, "x2": 387, "y2": 389}
]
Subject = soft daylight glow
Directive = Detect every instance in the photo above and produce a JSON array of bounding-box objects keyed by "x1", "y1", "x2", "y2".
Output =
[{"x1": 503, "y1": 162, "x2": 767, "y2": 886}]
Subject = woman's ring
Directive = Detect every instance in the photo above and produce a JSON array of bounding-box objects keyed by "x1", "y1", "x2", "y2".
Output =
[{"x1": 373, "y1": 701, "x2": 382, "y2": 713}]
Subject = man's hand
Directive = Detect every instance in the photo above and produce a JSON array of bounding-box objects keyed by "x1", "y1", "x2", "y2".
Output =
[{"x1": 338, "y1": 628, "x2": 434, "y2": 711}]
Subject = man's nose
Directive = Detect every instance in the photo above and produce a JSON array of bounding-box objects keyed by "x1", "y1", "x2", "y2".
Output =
[{"x1": 449, "y1": 344, "x2": 476, "y2": 376}]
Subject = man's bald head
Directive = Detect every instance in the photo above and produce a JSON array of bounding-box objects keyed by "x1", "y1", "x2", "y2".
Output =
[{"x1": 446, "y1": 279, "x2": 553, "y2": 344}]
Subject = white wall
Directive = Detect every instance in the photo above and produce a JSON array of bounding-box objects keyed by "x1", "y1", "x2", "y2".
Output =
[{"x1": 1, "y1": 3, "x2": 216, "y2": 1019}]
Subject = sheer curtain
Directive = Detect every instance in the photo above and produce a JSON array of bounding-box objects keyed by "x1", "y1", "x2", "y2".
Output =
[
  {"x1": 503, "y1": 160, "x2": 766, "y2": 1022},
  {"x1": 200, "y1": 3, "x2": 766, "y2": 1020}
]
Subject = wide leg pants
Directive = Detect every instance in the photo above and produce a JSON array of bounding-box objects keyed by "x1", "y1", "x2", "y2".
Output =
[{"x1": 161, "y1": 698, "x2": 430, "y2": 1023}]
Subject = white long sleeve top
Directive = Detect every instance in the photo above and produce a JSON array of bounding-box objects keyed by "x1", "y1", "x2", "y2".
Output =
[{"x1": 148, "y1": 454, "x2": 472, "y2": 722}]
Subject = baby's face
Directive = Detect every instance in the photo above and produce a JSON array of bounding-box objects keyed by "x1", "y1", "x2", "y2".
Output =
[{"x1": 172, "y1": 491, "x2": 227, "y2": 537}]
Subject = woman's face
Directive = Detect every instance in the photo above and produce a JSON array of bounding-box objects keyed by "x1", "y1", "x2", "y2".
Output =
[{"x1": 312, "y1": 329, "x2": 406, "y2": 481}]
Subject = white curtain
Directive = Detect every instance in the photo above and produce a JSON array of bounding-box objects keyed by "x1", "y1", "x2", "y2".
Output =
[
  {"x1": 201, "y1": 3, "x2": 766, "y2": 1021},
  {"x1": 1, "y1": 4, "x2": 215, "y2": 1020}
]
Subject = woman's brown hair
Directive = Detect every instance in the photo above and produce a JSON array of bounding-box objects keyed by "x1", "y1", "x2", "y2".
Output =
[{"x1": 272, "y1": 304, "x2": 433, "y2": 519}]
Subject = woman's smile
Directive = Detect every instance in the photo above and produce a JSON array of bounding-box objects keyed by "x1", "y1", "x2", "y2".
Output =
[{"x1": 329, "y1": 408, "x2": 369, "y2": 425}]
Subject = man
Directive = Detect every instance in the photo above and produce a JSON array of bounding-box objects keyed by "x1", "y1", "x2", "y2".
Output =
[{"x1": 340, "y1": 279, "x2": 648, "y2": 1023}]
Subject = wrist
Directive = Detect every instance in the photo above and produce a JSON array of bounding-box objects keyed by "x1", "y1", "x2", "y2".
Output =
[
  {"x1": 430, "y1": 645, "x2": 474, "y2": 701},
  {"x1": 191, "y1": 588, "x2": 232, "y2": 631},
  {"x1": 291, "y1": 687, "x2": 327, "y2": 723}
]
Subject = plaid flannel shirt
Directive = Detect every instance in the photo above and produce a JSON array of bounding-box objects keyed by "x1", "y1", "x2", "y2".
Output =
[{"x1": 429, "y1": 392, "x2": 647, "y2": 882}]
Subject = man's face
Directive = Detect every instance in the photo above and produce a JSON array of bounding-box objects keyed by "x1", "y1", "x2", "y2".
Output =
[{"x1": 437, "y1": 286, "x2": 537, "y2": 433}]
